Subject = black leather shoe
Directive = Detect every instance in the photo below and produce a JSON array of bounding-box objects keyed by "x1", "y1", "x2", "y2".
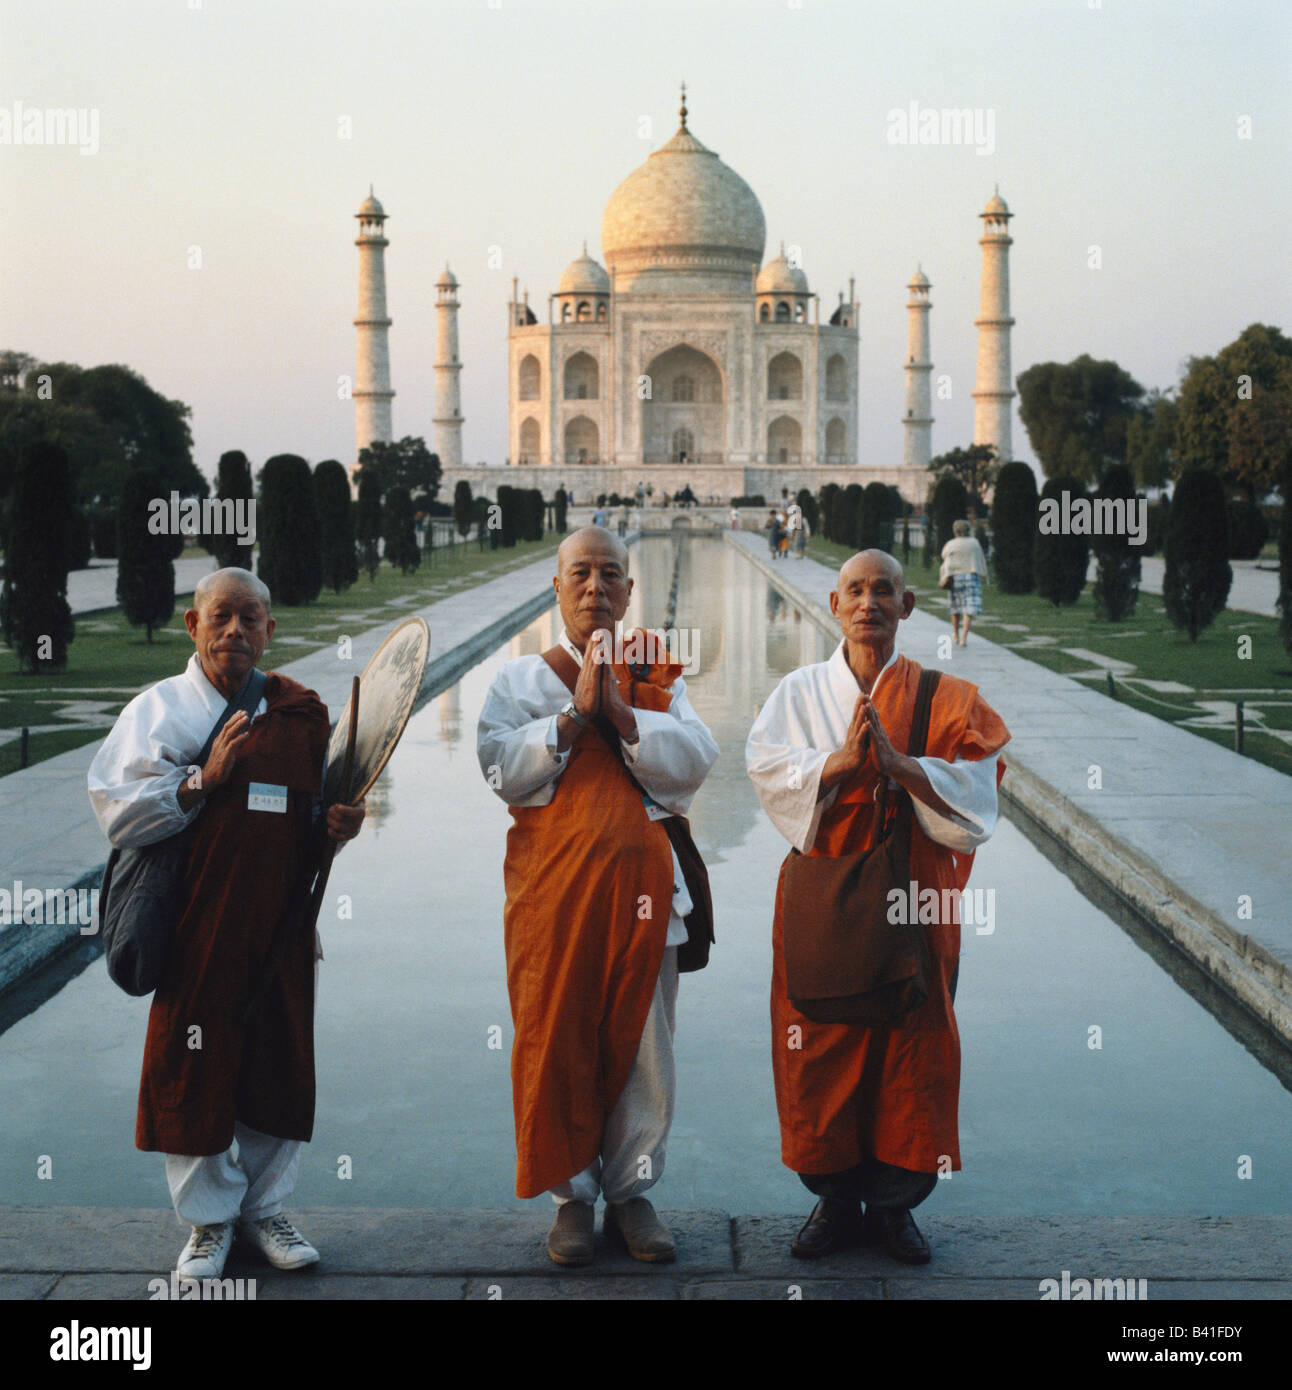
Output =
[
  {"x1": 791, "y1": 1197, "x2": 863, "y2": 1259},
  {"x1": 864, "y1": 1206, "x2": 931, "y2": 1264}
]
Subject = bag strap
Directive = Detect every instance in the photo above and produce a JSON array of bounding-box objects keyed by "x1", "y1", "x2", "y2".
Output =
[
  {"x1": 881, "y1": 666, "x2": 941, "y2": 858},
  {"x1": 194, "y1": 667, "x2": 268, "y2": 771}
]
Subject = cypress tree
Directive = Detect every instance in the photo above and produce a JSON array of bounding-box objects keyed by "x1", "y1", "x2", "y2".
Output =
[
  {"x1": 842, "y1": 484, "x2": 864, "y2": 549},
  {"x1": 0, "y1": 441, "x2": 77, "y2": 670},
  {"x1": 453, "y1": 480, "x2": 474, "y2": 538},
  {"x1": 1091, "y1": 464, "x2": 1141, "y2": 621},
  {"x1": 818, "y1": 484, "x2": 839, "y2": 541},
  {"x1": 209, "y1": 450, "x2": 255, "y2": 569},
  {"x1": 1034, "y1": 474, "x2": 1090, "y2": 607},
  {"x1": 1163, "y1": 469, "x2": 1232, "y2": 641},
  {"x1": 858, "y1": 482, "x2": 888, "y2": 550},
  {"x1": 1279, "y1": 456, "x2": 1292, "y2": 657},
  {"x1": 554, "y1": 486, "x2": 568, "y2": 534},
  {"x1": 116, "y1": 466, "x2": 175, "y2": 643},
  {"x1": 382, "y1": 484, "x2": 420, "y2": 574},
  {"x1": 314, "y1": 459, "x2": 358, "y2": 593},
  {"x1": 930, "y1": 473, "x2": 969, "y2": 552},
  {"x1": 992, "y1": 460, "x2": 1039, "y2": 593},
  {"x1": 258, "y1": 454, "x2": 322, "y2": 605},
  {"x1": 356, "y1": 470, "x2": 382, "y2": 579}
]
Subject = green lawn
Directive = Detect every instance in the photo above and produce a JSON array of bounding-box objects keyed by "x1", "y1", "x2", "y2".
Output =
[
  {"x1": 0, "y1": 535, "x2": 560, "y2": 777},
  {"x1": 807, "y1": 538, "x2": 1292, "y2": 779}
]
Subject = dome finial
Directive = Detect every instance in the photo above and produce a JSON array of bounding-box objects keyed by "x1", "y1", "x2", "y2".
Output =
[{"x1": 679, "y1": 80, "x2": 688, "y2": 131}]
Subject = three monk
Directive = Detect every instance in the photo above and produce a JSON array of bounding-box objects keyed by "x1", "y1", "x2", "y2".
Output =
[
  {"x1": 746, "y1": 550, "x2": 1010, "y2": 1263},
  {"x1": 477, "y1": 527, "x2": 718, "y2": 1265}
]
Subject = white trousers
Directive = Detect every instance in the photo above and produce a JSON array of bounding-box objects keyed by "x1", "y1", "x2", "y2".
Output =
[
  {"x1": 164, "y1": 954, "x2": 320, "y2": 1228},
  {"x1": 550, "y1": 946, "x2": 679, "y2": 1206},
  {"x1": 165, "y1": 1123, "x2": 302, "y2": 1228}
]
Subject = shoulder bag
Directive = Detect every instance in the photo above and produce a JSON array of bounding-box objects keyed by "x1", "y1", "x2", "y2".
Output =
[
  {"x1": 97, "y1": 668, "x2": 268, "y2": 996},
  {"x1": 781, "y1": 668, "x2": 941, "y2": 1025}
]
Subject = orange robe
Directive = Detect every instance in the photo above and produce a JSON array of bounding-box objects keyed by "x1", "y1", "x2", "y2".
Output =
[
  {"x1": 769, "y1": 654, "x2": 1009, "y2": 1176},
  {"x1": 502, "y1": 658, "x2": 680, "y2": 1199}
]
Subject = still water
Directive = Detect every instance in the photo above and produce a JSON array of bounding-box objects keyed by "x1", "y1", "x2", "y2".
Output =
[{"x1": 2, "y1": 537, "x2": 1290, "y2": 1216}]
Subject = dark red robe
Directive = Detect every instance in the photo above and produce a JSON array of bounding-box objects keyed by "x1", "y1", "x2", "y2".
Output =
[{"x1": 135, "y1": 673, "x2": 330, "y2": 1156}]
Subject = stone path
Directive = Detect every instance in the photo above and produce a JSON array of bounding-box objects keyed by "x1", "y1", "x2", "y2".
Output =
[
  {"x1": 1097, "y1": 555, "x2": 1280, "y2": 619},
  {"x1": 733, "y1": 533, "x2": 1292, "y2": 1045},
  {"x1": 67, "y1": 557, "x2": 217, "y2": 614},
  {"x1": 4, "y1": 1207, "x2": 1289, "y2": 1300}
]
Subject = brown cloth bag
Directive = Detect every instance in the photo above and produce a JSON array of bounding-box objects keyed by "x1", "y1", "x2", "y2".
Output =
[
  {"x1": 540, "y1": 645, "x2": 714, "y2": 973},
  {"x1": 782, "y1": 668, "x2": 941, "y2": 1025}
]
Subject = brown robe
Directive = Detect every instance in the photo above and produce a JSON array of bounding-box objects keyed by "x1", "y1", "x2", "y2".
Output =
[{"x1": 135, "y1": 673, "x2": 330, "y2": 1156}]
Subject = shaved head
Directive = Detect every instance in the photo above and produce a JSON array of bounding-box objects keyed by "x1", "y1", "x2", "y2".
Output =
[
  {"x1": 557, "y1": 526, "x2": 629, "y2": 574},
  {"x1": 194, "y1": 567, "x2": 271, "y2": 612},
  {"x1": 837, "y1": 549, "x2": 906, "y2": 597}
]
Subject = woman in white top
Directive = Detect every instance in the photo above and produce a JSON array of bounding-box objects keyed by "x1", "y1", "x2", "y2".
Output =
[{"x1": 940, "y1": 519, "x2": 989, "y2": 647}]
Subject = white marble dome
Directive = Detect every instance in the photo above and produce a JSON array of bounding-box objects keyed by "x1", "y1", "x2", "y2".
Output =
[
  {"x1": 558, "y1": 246, "x2": 610, "y2": 295},
  {"x1": 983, "y1": 191, "x2": 1010, "y2": 216},
  {"x1": 601, "y1": 120, "x2": 765, "y2": 279},
  {"x1": 756, "y1": 251, "x2": 809, "y2": 295},
  {"x1": 358, "y1": 189, "x2": 385, "y2": 217}
]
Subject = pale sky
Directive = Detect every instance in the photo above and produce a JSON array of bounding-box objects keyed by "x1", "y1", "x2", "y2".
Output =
[{"x1": 3, "y1": 0, "x2": 1289, "y2": 486}]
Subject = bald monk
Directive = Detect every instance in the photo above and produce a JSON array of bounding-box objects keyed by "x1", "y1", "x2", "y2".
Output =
[
  {"x1": 746, "y1": 550, "x2": 1009, "y2": 1263},
  {"x1": 477, "y1": 527, "x2": 718, "y2": 1265},
  {"x1": 88, "y1": 568, "x2": 365, "y2": 1280}
]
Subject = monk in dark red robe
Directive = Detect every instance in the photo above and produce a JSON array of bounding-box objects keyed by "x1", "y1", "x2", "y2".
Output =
[
  {"x1": 89, "y1": 568, "x2": 365, "y2": 1280},
  {"x1": 747, "y1": 550, "x2": 1010, "y2": 1264}
]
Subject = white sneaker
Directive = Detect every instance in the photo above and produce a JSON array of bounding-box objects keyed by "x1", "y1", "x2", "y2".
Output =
[
  {"x1": 176, "y1": 1223, "x2": 235, "y2": 1279},
  {"x1": 237, "y1": 1213, "x2": 319, "y2": 1270}
]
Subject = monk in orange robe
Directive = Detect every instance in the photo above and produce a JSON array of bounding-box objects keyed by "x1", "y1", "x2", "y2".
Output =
[
  {"x1": 477, "y1": 528, "x2": 718, "y2": 1266},
  {"x1": 746, "y1": 550, "x2": 1010, "y2": 1263}
]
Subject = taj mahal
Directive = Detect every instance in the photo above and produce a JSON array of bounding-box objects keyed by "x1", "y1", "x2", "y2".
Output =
[{"x1": 351, "y1": 90, "x2": 1016, "y2": 506}]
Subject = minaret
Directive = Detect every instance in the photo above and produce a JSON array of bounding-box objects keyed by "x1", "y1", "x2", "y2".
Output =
[
  {"x1": 972, "y1": 188, "x2": 1015, "y2": 462},
  {"x1": 353, "y1": 187, "x2": 394, "y2": 463},
  {"x1": 434, "y1": 265, "x2": 463, "y2": 469},
  {"x1": 903, "y1": 266, "x2": 933, "y2": 470}
]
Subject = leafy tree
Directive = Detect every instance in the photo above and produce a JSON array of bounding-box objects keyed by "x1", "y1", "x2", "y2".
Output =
[
  {"x1": 7, "y1": 361, "x2": 202, "y2": 504},
  {"x1": 314, "y1": 459, "x2": 358, "y2": 593},
  {"x1": 817, "y1": 483, "x2": 840, "y2": 542},
  {"x1": 1225, "y1": 500, "x2": 1268, "y2": 560},
  {"x1": 928, "y1": 443, "x2": 998, "y2": 513},
  {"x1": 356, "y1": 470, "x2": 382, "y2": 580},
  {"x1": 208, "y1": 450, "x2": 255, "y2": 569},
  {"x1": 116, "y1": 466, "x2": 175, "y2": 642},
  {"x1": 258, "y1": 454, "x2": 322, "y2": 605},
  {"x1": 0, "y1": 441, "x2": 77, "y2": 669},
  {"x1": 453, "y1": 480, "x2": 474, "y2": 538},
  {"x1": 1175, "y1": 324, "x2": 1292, "y2": 499},
  {"x1": 842, "y1": 483, "x2": 864, "y2": 548},
  {"x1": 1091, "y1": 464, "x2": 1141, "y2": 621},
  {"x1": 90, "y1": 507, "x2": 118, "y2": 559},
  {"x1": 858, "y1": 482, "x2": 891, "y2": 550},
  {"x1": 1162, "y1": 469, "x2": 1232, "y2": 641},
  {"x1": 991, "y1": 460, "x2": 1038, "y2": 593},
  {"x1": 382, "y1": 484, "x2": 420, "y2": 574},
  {"x1": 1279, "y1": 456, "x2": 1292, "y2": 657},
  {"x1": 554, "y1": 486, "x2": 568, "y2": 534},
  {"x1": 356, "y1": 435, "x2": 442, "y2": 503},
  {"x1": 1017, "y1": 356, "x2": 1146, "y2": 483},
  {"x1": 1126, "y1": 390, "x2": 1177, "y2": 492},
  {"x1": 1034, "y1": 474, "x2": 1089, "y2": 607},
  {"x1": 929, "y1": 472, "x2": 969, "y2": 553}
]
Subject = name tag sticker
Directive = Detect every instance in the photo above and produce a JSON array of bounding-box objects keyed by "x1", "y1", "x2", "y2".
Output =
[
  {"x1": 642, "y1": 792, "x2": 672, "y2": 822},
  {"x1": 248, "y1": 782, "x2": 288, "y2": 814}
]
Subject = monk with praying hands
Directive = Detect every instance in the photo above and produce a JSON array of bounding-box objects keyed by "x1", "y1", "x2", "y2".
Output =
[{"x1": 477, "y1": 526, "x2": 718, "y2": 1267}]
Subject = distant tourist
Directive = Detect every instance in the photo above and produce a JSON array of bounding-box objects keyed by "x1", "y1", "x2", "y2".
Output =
[
  {"x1": 767, "y1": 508, "x2": 783, "y2": 559},
  {"x1": 618, "y1": 505, "x2": 629, "y2": 537},
  {"x1": 939, "y1": 519, "x2": 989, "y2": 647},
  {"x1": 730, "y1": 506, "x2": 740, "y2": 531},
  {"x1": 86, "y1": 568, "x2": 367, "y2": 1283},
  {"x1": 476, "y1": 528, "x2": 718, "y2": 1268},
  {"x1": 592, "y1": 503, "x2": 608, "y2": 527},
  {"x1": 746, "y1": 549, "x2": 1009, "y2": 1267}
]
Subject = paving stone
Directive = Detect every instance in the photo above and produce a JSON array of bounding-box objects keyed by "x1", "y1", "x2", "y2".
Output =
[
  {"x1": 684, "y1": 1278, "x2": 886, "y2": 1300},
  {"x1": 466, "y1": 1276, "x2": 681, "y2": 1300},
  {"x1": 0, "y1": 1271, "x2": 58, "y2": 1298}
]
